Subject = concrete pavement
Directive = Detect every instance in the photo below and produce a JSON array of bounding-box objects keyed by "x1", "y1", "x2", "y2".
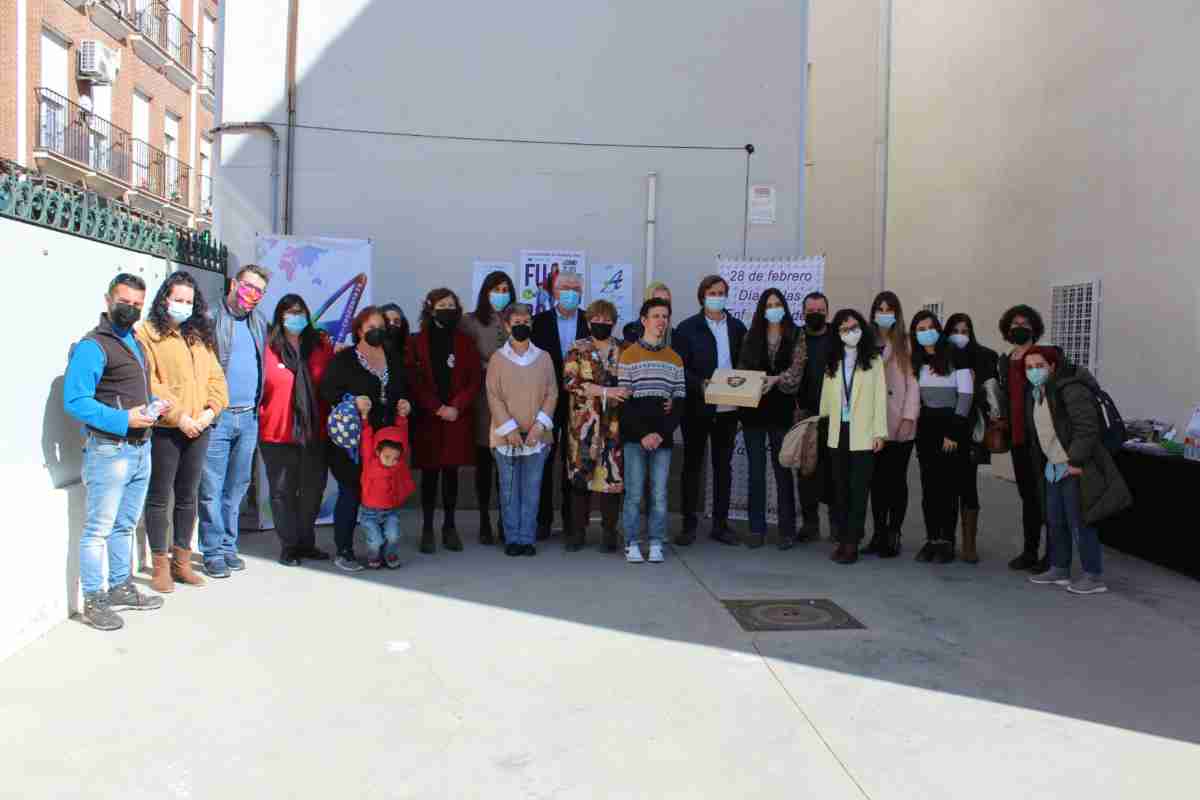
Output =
[{"x1": 2, "y1": 471, "x2": 1198, "y2": 799}]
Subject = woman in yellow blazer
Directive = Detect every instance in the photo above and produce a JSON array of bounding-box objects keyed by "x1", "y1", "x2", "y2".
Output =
[
  {"x1": 135, "y1": 272, "x2": 229, "y2": 592},
  {"x1": 819, "y1": 309, "x2": 888, "y2": 564}
]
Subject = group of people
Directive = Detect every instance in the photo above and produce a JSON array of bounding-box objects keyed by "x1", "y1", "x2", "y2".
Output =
[{"x1": 65, "y1": 263, "x2": 1130, "y2": 631}]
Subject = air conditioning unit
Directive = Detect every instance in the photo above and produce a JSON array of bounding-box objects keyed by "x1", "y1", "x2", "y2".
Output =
[{"x1": 78, "y1": 40, "x2": 120, "y2": 84}]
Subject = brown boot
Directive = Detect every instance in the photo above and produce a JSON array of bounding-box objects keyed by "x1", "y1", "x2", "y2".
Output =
[
  {"x1": 150, "y1": 553, "x2": 174, "y2": 594},
  {"x1": 960, "y1": 509, "x2": 980, "y2": 564},
  {"x1": 171, "y1": 546, "x2": 207, "y2": 586}
]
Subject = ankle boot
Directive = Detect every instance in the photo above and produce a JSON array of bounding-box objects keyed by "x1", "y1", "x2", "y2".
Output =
[
  {"x1": 171, "y1": 547, "x2": 206, "y2": 586},
  {"x1": 861, "y1": 526, "x2": 886, "y2": 555},
  {"x1": 443, "y1": 517, "x2": 463, "y2": 551},
  {"x1": 602, "y1": 527, "x2": 618, "y2": 552},
  {"x1": 150, "y1": 553, "x2": 174, "y2": 593},
  {"x1": 420, "y1": 525, "x2": 436, "y2": 554},
  {"x1": 960, "y1": 509, "x2": 980, "y2": 564}
]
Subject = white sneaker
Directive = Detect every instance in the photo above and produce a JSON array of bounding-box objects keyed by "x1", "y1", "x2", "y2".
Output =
[
  {"x1": 648, "y1": 543, "x2": 665, "y2": 563},
  {"x1": 625, "y1": 543, "x2": 644, "y2": 563}
]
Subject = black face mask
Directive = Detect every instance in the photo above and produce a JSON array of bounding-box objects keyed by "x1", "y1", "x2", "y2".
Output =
[
  {"x1": 1009, "y1": 326, "x2": 1032, "y2": 345},
  {"x1": 109, "y1": 301, "x2": 141, "y2": 329},
  {"x1": 510, "y1": 323, "x2": 532, "y2": 343},
  {"x1": 364, "y1": 328, "x2": 387, "y2": 347},
  {"x1": 434, "y1": 309, "x2": 461, "y2": 329},
  {"x1": 805, "y1": 312, "x2": 826, "y2": 331},
  {"x1": 590, "y1": 322, "x2": 613, "y2": 341}
]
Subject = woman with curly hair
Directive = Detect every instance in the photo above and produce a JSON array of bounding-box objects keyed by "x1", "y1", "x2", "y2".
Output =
[
  {"x1": 406, "y1": 288, "x2": 482, "y2": 553},
  {"x1": 135, "y1": 271, "x2": 229, "y2": 592},
  {"x1": 818, "y1": 309, "x2": 887, "y2": 564}
]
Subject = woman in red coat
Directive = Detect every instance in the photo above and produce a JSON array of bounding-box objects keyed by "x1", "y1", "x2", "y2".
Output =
[{"x1": 407, "y1": 288, "x2": 482, "y2": 554}]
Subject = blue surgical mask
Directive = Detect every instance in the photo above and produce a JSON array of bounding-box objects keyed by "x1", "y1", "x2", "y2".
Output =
[
  {"x1": 167, "y1": 301, "x2": 192, "y2": 324},
  {"x1": 949, "y1": 333, "x2": 970, "y2": 350},
  {"x1": 283, "y1": 313, "x2": 308, "y2": 334},
  {"x1": 1026, "y1": 367, "x2": 1049, "y2": 387},
  {"x1": 558, "y1": 289, "x2": 580, "y2": 312},
  {"x1": 874, "y1": 312, "x2": 896, "y2": 329},
  {"x1": 764, "y1": 307, "x2": 786, "y2": 324},
  {"x1": 704, "y1": 296, "x2": 727, "y2": 313},
  {"x1": 489, "y1": 291, "x2": 511, "y2": 312},
  {"x1": 915, "y1": 329, "x2": 940, "y2": 347}
]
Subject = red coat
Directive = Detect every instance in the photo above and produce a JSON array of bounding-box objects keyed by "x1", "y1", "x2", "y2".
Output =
[
  {"x1": 406, "y1": 327, "x2": 482, "y2": 469},
  {"x1": 258, "y1": 336, "x2": 335, "y2": 445},
  {"x1": 360, "y1": 421, "x2": 416, "y2": 509}
]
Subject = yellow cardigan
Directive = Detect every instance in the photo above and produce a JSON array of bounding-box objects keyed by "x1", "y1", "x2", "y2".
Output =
[
  {"x1": 135, "y1": 321, "x2": 229, "y2": 429},
  {"x1": 819, "y1": 355, "x2": 888, "y2": 451}
]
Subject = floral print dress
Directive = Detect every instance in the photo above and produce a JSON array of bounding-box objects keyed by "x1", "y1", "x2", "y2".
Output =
[{"x1": 562, "y1": 337, "x2": 627, "y2": 494}]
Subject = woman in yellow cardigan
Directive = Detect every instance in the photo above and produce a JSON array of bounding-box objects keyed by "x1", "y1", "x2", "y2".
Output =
[
  {"x1": 819, "y1": 309, "x2": 888, "y2": 564},
  {"x1": 135, "y1": 272, "x2": 229, "y2": 592}
]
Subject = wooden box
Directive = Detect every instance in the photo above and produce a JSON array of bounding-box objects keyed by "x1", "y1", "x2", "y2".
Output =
[{"x1": 705, "y1": 369, "x2": 767, "y2": 408}]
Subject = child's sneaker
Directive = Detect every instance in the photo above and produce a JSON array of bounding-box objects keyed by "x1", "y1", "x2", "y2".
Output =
[
  {"x1": 648, "y1": 543, "x2": 665, "y2": 563},
  {"x1": 385, "y1": 554, "x2": 402, "y2": 570},
  {"x1": 366, "y1": 549, "x2": 382, "y2": 569},
  {"x1": 625, "y1": 543, "x2": 644, "y2": 563}
]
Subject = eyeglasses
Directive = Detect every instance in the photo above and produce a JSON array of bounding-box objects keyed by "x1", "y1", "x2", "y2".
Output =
[{"x1": 238, "y1": 281, "x2": 265, "y2": 299}]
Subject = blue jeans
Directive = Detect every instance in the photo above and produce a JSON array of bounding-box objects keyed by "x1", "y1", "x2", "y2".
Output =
[
  {"x1": 743, "y1": 425, "x2": 797, "y2": 536},
  {"x1": 80, "y1": 434, "x2": 151, "y2": 595},
  {"x1": 622, "y1": 443, "x2": 672, "y2": 546},
  {"x1": 359, "y1": 507, "x2": 402, "y2": 562},
  {"x1": 198, "y1": 408, "x2": 259, "y2": 562},
  {"x1": 1045, "y1": 475, "x2": 1103, "y2": 575},
  {"x1": 495, "y1": 448, "x2": 549, "y2": 545}
]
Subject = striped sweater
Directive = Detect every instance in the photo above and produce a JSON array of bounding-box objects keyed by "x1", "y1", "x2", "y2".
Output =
[{"x1": 618, "y1": 341, "x2": 686, "y2": 446}]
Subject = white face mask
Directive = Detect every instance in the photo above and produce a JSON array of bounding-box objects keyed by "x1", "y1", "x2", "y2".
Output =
[{"x1": 840, "y1": 329, "x2": 862, "y2": 348}]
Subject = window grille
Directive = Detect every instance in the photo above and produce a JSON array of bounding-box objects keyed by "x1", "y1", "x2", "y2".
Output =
[{"x1": 1050, "y1": 279, "x2": 1101, "y2": 376}]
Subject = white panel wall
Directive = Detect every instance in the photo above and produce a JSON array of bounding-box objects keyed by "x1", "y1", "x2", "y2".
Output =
[
  {"x1": 217, "y1": 0, "x2": 809, "y2": 326},
  {"x1": 0, "y1": 219, "x2": 170, "y2": 663}
]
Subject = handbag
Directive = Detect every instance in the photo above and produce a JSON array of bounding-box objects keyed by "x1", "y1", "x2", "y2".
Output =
[
  {"x1": 779, "y1": 415, "x2": 821, "y2": 477},
  {"x1": 983, "y1": 419, "x2": 1010, "y2": 454}
]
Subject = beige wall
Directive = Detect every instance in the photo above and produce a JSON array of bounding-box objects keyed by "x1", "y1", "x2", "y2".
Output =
[{"x1": 809, "y1": 1, "x2": 1200, "y2": 430}]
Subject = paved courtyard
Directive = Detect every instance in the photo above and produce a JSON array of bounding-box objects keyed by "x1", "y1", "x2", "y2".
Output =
[{"x1": 2, "y1": 471, "x2": 1198, "y2": 799}]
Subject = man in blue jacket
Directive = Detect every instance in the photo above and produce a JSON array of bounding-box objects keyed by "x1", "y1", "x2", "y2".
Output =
[
  {"x1": 198, "y1": 264, "x2": 270, "y2": 577},
  {"x1": 64, "y1": 274, "x2": 165, "y2": 630},
  {"x1": 672, "y1": 275, "x2": 747, "y2": 546}
]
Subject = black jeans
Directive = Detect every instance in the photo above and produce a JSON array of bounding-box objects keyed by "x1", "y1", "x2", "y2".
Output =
[
  {"x1": 333, "y1": 480, "x2": 360, "y2": 558},
  {"x1": 916, "y1": 413, "x2": 967, "y2": 542},
  {"x1": 422, "y1": 467, "x2": 459, "y2": 528},
  {"x1": 1010, "y1": 442, "x2": 1045, "y2": 555},
  {"x1": 797, "y1": 417, "x2": 832, "y2": 528},
  {"x1": 537, "y1": 428, "x2": 573, "y2": 530},
  {"x1": 260, "y1": 442, "x2": 327, "y2": 554},
  {"x1": 145, "y1": 427, "x2": 211, "y2": 553},
  {"x1": 681, "y1": 411, "x2": 739, "y2": 527},
  {"x1": 743, "y1": 425, "x2": 796, "y2": 536},
  {"x1": 870, "y1": 439, "x2": 915, "y2": 532},
  {"x1": 831, "y1": 422, "x2": 875, "y2": 545}
]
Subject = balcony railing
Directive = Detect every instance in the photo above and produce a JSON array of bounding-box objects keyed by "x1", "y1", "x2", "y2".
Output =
[
  {"x1": 131, "y1": 138, "x2": 191, "y2": 207},
  {"x1": 201, "y1": 47, "x2": 216, "y2": 91},
  {"x1": 200, "y1": 175, "x2": 213, "y2": 216},
  {"x1": 134, "y1": 1, "x2": 194, "y2": 70},
  {"x1": 35, "y1": 87, "x2": 132, "y2": 184}
]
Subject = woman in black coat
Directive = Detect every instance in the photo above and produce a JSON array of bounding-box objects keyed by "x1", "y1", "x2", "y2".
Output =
[
  {"x1": 320, "y1": 305, "x2": 410, "y2": 572},
  {"x1": 944, "y1": 313, "x2": 999, "y2": 563}
]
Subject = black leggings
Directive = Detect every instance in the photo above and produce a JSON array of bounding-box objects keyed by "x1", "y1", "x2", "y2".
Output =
[
  {"x1": 260, "y1": 442, "x2": 327, "y2": 554},
  {"x1": 1010, "y1": 442, "x2": 1044, "y2": 554},
  {"x1": 916, "y1": 412, "x2": 968, "y2": 542},
  {"x1": 959, "y1": 460, "x2": 980, "y2": 512},
  {"x1": 474, "y1": 446, "x2": 501, "y2": 515},
  {"x1": 870, "y1": 440, "x2": 915, "y2": 531},
  {"x1": 145, "y1": 427, "x2": 211, "y2": 553},
  {"x1": 422, "y1": 467, "x2": 459, "y2": 527}
]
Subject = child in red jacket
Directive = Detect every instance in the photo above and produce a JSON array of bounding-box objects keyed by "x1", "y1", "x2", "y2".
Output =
[{"x1": 359, "y1": 418, "x2": 416, "y2": 568}]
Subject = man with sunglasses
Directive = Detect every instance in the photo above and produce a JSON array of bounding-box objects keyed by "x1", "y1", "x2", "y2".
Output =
[{"x1": 199, "y1": 264, "x2": 272, "y2": 577}]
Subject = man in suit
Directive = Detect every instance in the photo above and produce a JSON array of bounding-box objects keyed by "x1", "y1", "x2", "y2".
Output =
[
  {"x1": 673, "y1": 274, "x2": 748, "y2": 546},
  {"x1": 530, "y1": 270, "x2": 589, "y2": 539}
]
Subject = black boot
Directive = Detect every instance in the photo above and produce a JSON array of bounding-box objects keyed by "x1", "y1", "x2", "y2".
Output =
[
  {"x1": 1008, "y1": 550, "x2": 1039, "y2": 570},
  {"x1": 420, "y1": 524, "x2": 436, "y2": 554},
  {"x1": 479, "y1": 512, "x2": 494, "y2": 546},
  {"x1": 861, "y1": 523, "x2": 887, "y2": 555},
  {"x1": 879, "y1": 527, "x2": 902, "y2": 558},
  {"x1": 915, "y1": 540, "x2": 936, "y2": 562}
]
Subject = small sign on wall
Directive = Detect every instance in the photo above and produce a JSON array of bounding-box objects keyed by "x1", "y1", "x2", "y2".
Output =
[{"x1": 749, "y1": 184, "x2": 777, "y2": 225}]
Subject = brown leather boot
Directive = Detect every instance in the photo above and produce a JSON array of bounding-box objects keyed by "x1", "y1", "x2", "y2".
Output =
[
  {"x1": 960, "y1": 509, "x2": 980, "y2": 564},
  {"x1": 150, "y1": 553, "x2": 174, "y2": 593},
  {"x1": 171, "y1": 546, "x2": 207, "y2": 586}
]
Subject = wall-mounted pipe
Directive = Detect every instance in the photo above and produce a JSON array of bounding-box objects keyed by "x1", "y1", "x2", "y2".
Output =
[
  {"x1": 208, "y1": 122, "x2": 281, "y2": 234},
  {"x1": 284, "y1": 0, "x2": 300, "y2": 235},
  {"x1": 874, "y1": 0, "x2": 894, "y2": 292},
  {"x1": 644, "y1": 172, "x2": 658, "y2": 289}
]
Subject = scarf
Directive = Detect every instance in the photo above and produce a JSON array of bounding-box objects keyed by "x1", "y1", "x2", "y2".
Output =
[{"x1": 280, "y1": 339, "x2": 318, "y2": 445}]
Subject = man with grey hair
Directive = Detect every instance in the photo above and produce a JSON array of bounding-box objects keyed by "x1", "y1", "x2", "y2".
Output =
[
  {"x1": 199, "y1": 263, "x2": 272, "y2": 577},
  {"x1": 530, "y1": 269, "x2": 589, "y2": 541}
]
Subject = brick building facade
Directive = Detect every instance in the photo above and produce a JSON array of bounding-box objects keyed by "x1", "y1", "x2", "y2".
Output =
[{"x1": 1, "y1": 0, "x2": 219, "y2": 228}]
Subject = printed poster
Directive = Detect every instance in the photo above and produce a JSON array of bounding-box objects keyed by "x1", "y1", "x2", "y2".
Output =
[
  {"x1": 518, "y1": 250, "x2": 586, "y2": 315},
  {"x1": 589, "y1": 263, "x2": 635, "y2": 328},
  {"x1": 749, "y1": 184, "x2": 777, "y2": 225}
]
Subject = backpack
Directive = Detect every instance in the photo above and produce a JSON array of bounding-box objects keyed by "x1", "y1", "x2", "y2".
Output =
[
  {"x1": 779, "y1": 415, "x2": 821, "y2": 476},
  {"x1": 327, "y1": 394, "x2": 364, "y2": 464},
  {"x1": 1085, "y1": 384, "x2": 1127, "y2": 455}
]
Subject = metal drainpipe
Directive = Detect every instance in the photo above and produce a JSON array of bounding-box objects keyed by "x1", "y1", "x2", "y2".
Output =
[
  {"x1": 875, "y1": 0, "x2": 895, "y2": 292},
  {"x1": 284, "y1": 0, "x2": 299, "y2": 235},
  {"x1": 208, "y1": 122, "x2": 281, "y2": 234}
]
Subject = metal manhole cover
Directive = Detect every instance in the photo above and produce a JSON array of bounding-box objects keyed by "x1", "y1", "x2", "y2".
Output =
[{"x1": 721, "y1": 599, "x2": 865, "y2": 632}]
